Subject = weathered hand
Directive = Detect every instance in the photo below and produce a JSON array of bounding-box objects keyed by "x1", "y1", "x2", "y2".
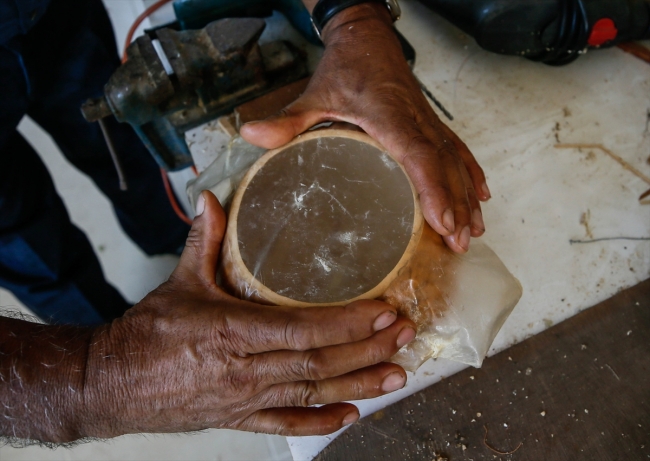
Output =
[
  {"x1": 79, "y1": 191, "x2": 416, "y2": 439},
  {"x1": 241, "y1": 4, "x2": 490, "y2": 253}
]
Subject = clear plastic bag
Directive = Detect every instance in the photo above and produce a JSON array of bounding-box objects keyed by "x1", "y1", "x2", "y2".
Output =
[
  {"x1": 194, "y1": 130, "x2": 522, "y2": 371},
  {"x1": 186, "y1": 136, "x2": 266, "y2": 211},
  {"x1": 381, "y1": 224, "x2": 522, "y2": 370}
]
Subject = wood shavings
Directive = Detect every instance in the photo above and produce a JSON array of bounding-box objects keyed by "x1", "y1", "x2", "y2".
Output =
[
  {"x1": 569, "y1": 237, "x2": 650, "y2": 245},
  {"x1": 483, "y1": 425, "x2": 523, "y2": 455},
  {"x1": 556, "y1": 144, "x2": 650, "y2": 204},
  {"x1": 554, "y1": 143, "x2": 650, "y2": 190},
  {"x1": 617, "y1": 42, "x2": 650, "y2": 65},
  {"x1": 639, "y1": 187, "x2": 650, "y2": 201}
]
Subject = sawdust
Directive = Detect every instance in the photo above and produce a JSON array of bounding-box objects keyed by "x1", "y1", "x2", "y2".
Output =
[
  {"x1": 553, "y1": 122, "x2": 561, "y2": 143},
  {"x1": 580, "y1": 209, "x2": 594, "y2": 239}
]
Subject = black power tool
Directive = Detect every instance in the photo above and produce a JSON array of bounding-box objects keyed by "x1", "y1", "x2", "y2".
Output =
[{"x1": 417, "y1": 0, "x2": 650, "y2": 65}]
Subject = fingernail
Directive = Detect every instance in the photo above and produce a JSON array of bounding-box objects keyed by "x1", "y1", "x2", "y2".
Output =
[
  {"x1": 472, "y1": 209, "x2": 485, "y2": 231},
  {"x1": 396, "y1": 327, "x2": 416, "y2": 348},
  {"x1": 373, "y1": 311, "x2": 397, "y2": 331},
  {"x1": 459, "y1": 226, "x2": 471, "y2": 251},
  {"x1": 442, "y1": 208, "x2": 455, "y2": 233},
  {"x1": 342, "y1": 412, "x2": 359, "y2": 426},
  {"x1": 481, "y1": 182, "x2": 491, "y2": 199},
  {"x1": 195, "y1": 193, "x2": 206, "y2": 217},
  {"x1": 243, "y1": 120, "x2": 261, "y2": 127},
  {"x1": 381, "y1": 372, "x2": 406, "y2": 392}
]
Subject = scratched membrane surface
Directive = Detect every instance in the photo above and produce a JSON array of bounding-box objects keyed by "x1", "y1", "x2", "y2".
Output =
[{"x1": 237, "y1": 136, "x2": 415, "y2": 303}]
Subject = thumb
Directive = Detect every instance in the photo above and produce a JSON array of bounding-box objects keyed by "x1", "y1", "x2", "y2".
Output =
[
  {"x1": 173, "y1": 190, "x2": 227, "y2": 284},
  {"x1": 239, "y1": 94, "x2": 327, "y2": 149}
]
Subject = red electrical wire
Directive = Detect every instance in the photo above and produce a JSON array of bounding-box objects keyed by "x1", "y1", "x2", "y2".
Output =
[
  {"x1": 160, "y1": 168, "x2": 193, "y2": 225},
  {"x1": 123, "y1": 0, "x2": 197, "y2": 225}
]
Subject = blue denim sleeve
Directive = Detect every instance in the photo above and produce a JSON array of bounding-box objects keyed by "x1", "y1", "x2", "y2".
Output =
[{"x1": 0, "y1": 0, "x2": 53, "y2": 44}]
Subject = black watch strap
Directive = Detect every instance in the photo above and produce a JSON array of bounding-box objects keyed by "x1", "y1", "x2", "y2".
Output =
[{"x1": 311, "y1": 0, "x2": 389, "y2": 40}]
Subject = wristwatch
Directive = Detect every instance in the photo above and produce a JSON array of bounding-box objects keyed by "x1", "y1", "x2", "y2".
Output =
[{"x1": 310, "y1": 0, "x2": 401, "y2": 41}]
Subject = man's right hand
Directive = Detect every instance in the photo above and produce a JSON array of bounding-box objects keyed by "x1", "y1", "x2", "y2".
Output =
[
  {"x1": 74, "y1": 191, "x2": 416, "y2": 440},
  {"x1": 242, "y1": 2, "x2": 490, "y2": 254}
]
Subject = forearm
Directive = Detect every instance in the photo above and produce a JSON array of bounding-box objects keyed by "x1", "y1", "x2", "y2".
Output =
[{"x1": 0, "y1": 316, "x2": 93, "y2": 443}]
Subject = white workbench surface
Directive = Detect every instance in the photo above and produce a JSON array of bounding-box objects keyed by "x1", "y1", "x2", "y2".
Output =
[{"x1": 271, "y1": 1, "x2": 650, "y2": 459}]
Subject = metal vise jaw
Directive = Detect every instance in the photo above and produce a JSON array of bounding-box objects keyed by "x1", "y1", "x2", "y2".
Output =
[{"x1": 82, "y1": 17, "x2": 308, "y2": 171}]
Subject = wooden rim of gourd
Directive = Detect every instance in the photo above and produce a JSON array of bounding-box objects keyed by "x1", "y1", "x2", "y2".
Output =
[{"x1": 224, "y1": 128, "x2": 424, "y2": 307}]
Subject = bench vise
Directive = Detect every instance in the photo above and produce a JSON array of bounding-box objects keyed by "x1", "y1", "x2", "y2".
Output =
[{"x1": 81, "y1": 17, "x2": 308, "y2": 171}]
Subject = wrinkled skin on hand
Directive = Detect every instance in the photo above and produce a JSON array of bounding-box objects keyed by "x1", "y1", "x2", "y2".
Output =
[
  {"x1": 241, "y1": 3, "x2": 491, "y2": 253},
  {"x1": 80, "y1": 191, "x2": 416, "y2": 439}
]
